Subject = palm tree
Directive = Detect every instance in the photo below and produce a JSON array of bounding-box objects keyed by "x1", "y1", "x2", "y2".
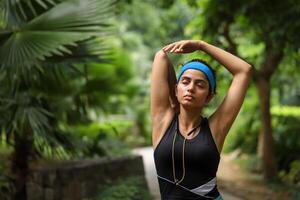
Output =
[{"x1": 0, "y1": 0, "x2": 116, "y2": 199}]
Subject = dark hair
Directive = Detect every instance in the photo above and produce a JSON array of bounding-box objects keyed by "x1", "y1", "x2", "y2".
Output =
[{"x1": 180, "y1": 59, "x2": 217, "y2": 94}]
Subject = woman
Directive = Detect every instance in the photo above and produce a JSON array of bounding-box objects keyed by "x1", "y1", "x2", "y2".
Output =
[{"x1": 151, "y1": 40, "x2": 252, "y2": 200}]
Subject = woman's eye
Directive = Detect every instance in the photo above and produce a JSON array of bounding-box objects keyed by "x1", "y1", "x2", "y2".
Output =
[
  {"x1": 181, "y1": 80, "x2": 189, "y2": 84},
  {"x1": 197, "y1": 82, "x2": 206, "y2": 88}
]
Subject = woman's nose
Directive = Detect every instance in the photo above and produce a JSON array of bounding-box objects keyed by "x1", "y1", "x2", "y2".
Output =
[{"x1": 187, "y1": 82, "x2": 195, "y2": 92}]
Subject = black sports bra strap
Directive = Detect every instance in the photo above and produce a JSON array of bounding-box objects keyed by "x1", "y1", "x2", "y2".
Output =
[{"x1": 176, "y1": 116, "x2": 202, "y2": 136}]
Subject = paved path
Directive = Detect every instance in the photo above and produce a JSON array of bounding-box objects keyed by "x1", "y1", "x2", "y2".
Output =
[{"x1": 132, "y1": 146, "x2": 242, "y2": 200}]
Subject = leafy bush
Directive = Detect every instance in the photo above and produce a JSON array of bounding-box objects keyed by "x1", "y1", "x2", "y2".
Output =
[
  {"x1": 279, "y1": 160, "x2": 300, "y2": 187},
  {"x1": 74, "y1": 119, "x2": 134, "y2": 139},
  {"x1": 277, "y1": 159, "x2": 300, "y2": 200},
  {"x1": 226, "y1": 105, "x2": 300, "y2": 170},
  {"x1": 223, "y1": 97, "x2": 260, "y2": 154},
  {"x1": 0, "y1": 174, "x2": 14, "y2": 200},
  {"x1": 273, "y1": 115, "x2": 300, "y2": 172},
  {"x1": 272, "y1": 112, "x2": 300, "y2": 186},
  {"x1": 0, "y1": 160, "x2": 14, "y2": 200},
  {"x1": 70, "y1": 120, "x2": 135, "y2": 157},
  {"x1": 93, "y1": 176, "x2": 153, "y2": 200}
]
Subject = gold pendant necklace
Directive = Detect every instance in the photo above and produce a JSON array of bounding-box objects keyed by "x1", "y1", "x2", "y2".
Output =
[{"x1": 171, "y1": 116, "x2": 201, "y2": 185}]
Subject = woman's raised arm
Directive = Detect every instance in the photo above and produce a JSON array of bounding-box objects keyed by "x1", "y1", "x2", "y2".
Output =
[
  {"x1": 151, "y1": 50, "x2": 172, "y2": 118},
  {"x1": 198, "y1": 40, "x2": 253, "y2": 151},
  {"x1": 150, "y1": 50, "x2": 178, "y2": 146},
  {"x1": 198, "y1": 41, "x2": 252, "y2": 137}
]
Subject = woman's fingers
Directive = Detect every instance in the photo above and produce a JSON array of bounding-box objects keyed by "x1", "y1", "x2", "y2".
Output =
[
  {"x1": 170, "y1": 44, "x2": 179, "y2": 52},
  {"x1": 162, "y1": 41, "x2": 186, "y2": 53},
  {"x1": 162, "y1": 43, "x2": 174, "y2": 52},
  {"x1": 177, "y1": 43, "x2": 185, "y2": 51},
  {"x1": 162, "y1": 40, "x2": 198, "y2": 54}
]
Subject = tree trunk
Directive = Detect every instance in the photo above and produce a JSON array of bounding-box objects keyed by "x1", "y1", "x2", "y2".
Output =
[
  {"x1": 256, "y1": 77, "x2": 277, "y2": 180},
  {"x1": 11, "y1": 128, "x2": 33, "y2": 200},
  {"x1": 254, "y1": 46, "x2": 283, "y2": 180}
]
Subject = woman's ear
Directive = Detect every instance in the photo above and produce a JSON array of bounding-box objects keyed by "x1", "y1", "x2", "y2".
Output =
[
  {"x1": 205, "y1": 93, "x2": 215, "y2": 104},
  {"x1": 175, "y1": 84, "x2": 178, "y2": 97},
  {"x1": 173, "y1": 84, "x2": 180, "y2": 113}
]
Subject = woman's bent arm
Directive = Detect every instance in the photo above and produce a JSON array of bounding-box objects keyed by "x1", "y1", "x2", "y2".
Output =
[
  {"x1": 151, "y1": 50, "x2": 177, "y2": 147},
  {"x1": 151, "y1": 50, "x2": 172, "y2": 118},
  {"x1": 199, "y1": 41, "x2": 253, "y2": 149}
]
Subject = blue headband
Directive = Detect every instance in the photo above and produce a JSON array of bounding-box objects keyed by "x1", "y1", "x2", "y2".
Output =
[{"x1": 177, "y1": 61, "x2": 215, "y2": 92}]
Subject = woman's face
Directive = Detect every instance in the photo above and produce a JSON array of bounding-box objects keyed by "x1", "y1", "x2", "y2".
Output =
[{"x1": 176, "y1": 69, "x2": 213, "y2": 109}]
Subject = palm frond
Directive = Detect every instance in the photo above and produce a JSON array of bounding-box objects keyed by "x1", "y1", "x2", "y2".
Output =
[
  {"x1": 0, "y1": 90, "x2": 73, "y2": 150},
  {"x1": 24, "y1": 0, "x2": 115, "y2": 32},
  {"x1": 0, "y1": 31, "x2": 92, "y2": 66},
  {"x1": 44, "y1": 37, "x2": 114, "y2": 64},
  {"x1": 2, "y1": 0, "x2": 59, "y2": 27},
  {"x1": 0, "y1": 0, "x2": 116, "y2": 67}
]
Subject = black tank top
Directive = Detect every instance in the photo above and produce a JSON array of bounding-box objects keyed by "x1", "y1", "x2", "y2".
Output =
[{"x1": 154, "y1": 114, "x2": 221, "y2": 200}]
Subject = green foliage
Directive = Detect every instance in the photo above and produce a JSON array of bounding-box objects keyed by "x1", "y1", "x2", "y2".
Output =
[
  {"x1": 69, "y1": 119, "x2": 136, "y2": 157},
  {"x1": 1, "y1": 0, "x2": 114, "y2": 68},
  {"x1": 223, "y1": 86, "x2": 260, "y2": 154},
  {"x1": 81, "y1": 48, "x2": 135, "y2": 113},
  {"x1": 114, "y1": 0, "x2": 195, "y2": 147},
  {"x1": 271, "y1": 106, "x2": 300, "y2": 117},
  {"x1": 225, "y1": 104, "x2": 300, "y2": 174},
  {"x1": 232, "y1": 106, "x2": 300, "y2": 185},
  {"x1": 0, "y1": 0, "x2": 117, "y2": 159},
  {"x1": 93, "y1": 176, "x2": 153, "y2": 200},
  {"x1": 291, "y1": 191, "x2": 300, "y2": 200},
  {"x1": 0, "y1": 173, "x2": 14, "y2": 200},
  {"x1": 118, "y1": 0, "x2": 192, "y2": 49},
  {"x1": 188, "y1": 0, "x2": 300, "y2": 47},
  {"x1": 0, "y1": 153, "x2": 13, "y2": 200},
  {"x1": 0, "y1": 0, "x2": 141, "y2": 161},
  {"x1": 279, "y1": 160, "x2": 300, "y2": 187},
  {"x1": 272, "y1": 50, "x2": 300, "y2": 106},
  {"x1": 274, "y1": 159, "x2": 300, "y2": 200},
  {"x1": 273, "y1": 115, "x2": 300, "y2": 172},
  {"x1": 235, "y1": 154, "x2": 262, "y2": 174}
]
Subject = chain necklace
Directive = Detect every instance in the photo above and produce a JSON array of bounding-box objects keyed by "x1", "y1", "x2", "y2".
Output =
[{"x1": 172, "y1": 116, "x2": 202, "y2": 185}]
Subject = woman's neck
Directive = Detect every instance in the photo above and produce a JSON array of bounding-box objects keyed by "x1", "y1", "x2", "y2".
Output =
[{"x1": 178, "y1": 108, "x2": 203, "y2": 132}]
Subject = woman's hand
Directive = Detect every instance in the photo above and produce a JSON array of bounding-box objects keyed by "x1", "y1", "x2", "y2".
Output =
[{"x1": 162, "y1": 40, "x2": 203, "y2": 54}]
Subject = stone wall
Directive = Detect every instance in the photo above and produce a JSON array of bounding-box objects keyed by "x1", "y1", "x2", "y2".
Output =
[{"x1": 27, "y1": 155, "x2": 147, "y2": 200}]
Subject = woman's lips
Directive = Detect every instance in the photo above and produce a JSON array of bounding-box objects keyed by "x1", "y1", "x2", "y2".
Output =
[{"x1": 183, "y1": 95, "x2": 194, "y2": 100}]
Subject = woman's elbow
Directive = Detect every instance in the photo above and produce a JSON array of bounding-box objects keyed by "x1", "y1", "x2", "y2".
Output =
[
  {"x1": 154, "y1": 49, "x2": 167, "y2": 59},
  {"x1": 234, "y1": 64, "x2": 253, "y2": 79},
  {"x1": 247, "y1": 64, "x2": 254, "y2": 75},
  {"x1": 243, "y1": 63, "x2": 253, "y2": 76}
]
